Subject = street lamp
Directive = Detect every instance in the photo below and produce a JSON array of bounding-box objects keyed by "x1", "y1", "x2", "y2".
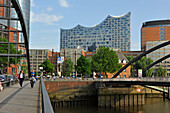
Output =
[{"x1": 39, "y1": 67, "x2": 43, "y2": 76}]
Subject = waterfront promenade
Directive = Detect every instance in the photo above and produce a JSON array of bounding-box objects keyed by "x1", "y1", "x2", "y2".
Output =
[{"x1": 0, "y1": 81, "x2": 40, "y2": 113}]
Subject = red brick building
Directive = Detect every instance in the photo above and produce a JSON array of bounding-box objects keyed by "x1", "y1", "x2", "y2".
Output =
[{"x1": 141, "y1": 20, "x2": 170, "y2": 51}]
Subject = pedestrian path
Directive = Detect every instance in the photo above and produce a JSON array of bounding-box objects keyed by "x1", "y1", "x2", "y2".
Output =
[{"x1": 0, "y1": 80, "x2": 40, "y2": 113}]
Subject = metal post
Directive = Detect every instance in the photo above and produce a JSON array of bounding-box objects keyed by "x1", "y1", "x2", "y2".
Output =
[
  {"x1": 75, "y1": 50, "x2": 77, "y2": 78},
  {"x1": 163, "y1": 86, "x2": 165, "y2": 100},
  {"x1": 51, "y1": 49, "x2": 54, "y2": 75},
  {"x1": 59, "y1": 53, "x2": 60, "y2": 72},
  {"x1": 52, "y1": 49, "x2": 54, "y2": 64},
  {"x1": 168, "y1": 87, "x2": 170, "y2": 100},
  {"x1": 64, "y1": 50, "x2": 65, "y2": 76},
  {"x1": 7, "y1": 0, "x2": 11, "y2": 78},
  {"x1": 15, "y1": 17, "x2": 19, "y2": 76}
]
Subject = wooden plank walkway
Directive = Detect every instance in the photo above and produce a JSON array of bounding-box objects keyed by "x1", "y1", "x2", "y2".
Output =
[{"x1": 0, "y1": 80, "x2": 40, "y2": 113}]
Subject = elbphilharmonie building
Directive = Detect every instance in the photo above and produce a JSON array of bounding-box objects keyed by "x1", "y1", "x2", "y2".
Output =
[{"x1": 60, "y1": 12, "x2": 131, "y2": 52}]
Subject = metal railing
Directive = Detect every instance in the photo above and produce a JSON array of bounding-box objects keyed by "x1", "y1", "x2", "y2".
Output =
[
  {"x1": 44, "y1": 77, "x2": 170, "y2": 82},
  {"x1": 1, "y1": 77, "x2": 30, "y2": 89},
  {"x1": 40, "y1": 77, "x2": 54, "y2": 113},
  {"x1": 1, "y1": 79, "x2": 18, "y2": 89}
]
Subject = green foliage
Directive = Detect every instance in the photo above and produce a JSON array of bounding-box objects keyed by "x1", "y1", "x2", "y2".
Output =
[
  {"x1": 134, "y1": 56, "x2": 153, "y2": 77},
  {"x1": 154, "y1": 66, "x2": 167, "y2": 77},
  {"x1": 56, "y1": 73, "x2": 59, "y2": 76},
  {"x1": 62, "y1": 58, "x2": 74, "y2": 77},
  {"x1": 91, "y1": 46, "x2": 122, "y2": 78},
  {"x1": 21, "y1": 61, "x2": 28, "y2": 74},
  {"x1": 39, "y1": 59, "x2": 54, "y2": 73},
  {"x1": 75, "y1": 55, "x2": 91, "y2": 77},
  {"x1": 126, "y1": 55, "x2": 134, "y2": 76},
  {"x1": 0, "y1": 36, "x2": 22, "y2": 72}
]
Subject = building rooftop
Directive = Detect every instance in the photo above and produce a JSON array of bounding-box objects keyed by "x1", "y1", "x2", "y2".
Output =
[
  {"x1": 142, "y1": 20, "x2": 170, "y2": 27},
  {"x1": 61, "y1": 12, "x2": 131, "y2": 30}
]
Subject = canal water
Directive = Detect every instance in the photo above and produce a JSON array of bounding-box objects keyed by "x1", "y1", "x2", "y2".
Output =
[{"x1": 54, "y1": 98, "x2": 170, "y2": 113}]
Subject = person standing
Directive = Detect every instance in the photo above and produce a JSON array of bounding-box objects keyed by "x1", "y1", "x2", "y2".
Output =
[{"x1": 18, "y1": 71, "x2": 25, "y2": 88}]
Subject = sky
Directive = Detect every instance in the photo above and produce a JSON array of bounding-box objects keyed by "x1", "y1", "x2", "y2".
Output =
[{"x1": 30, "y1": 0, "x2": 170, "y2": 52}]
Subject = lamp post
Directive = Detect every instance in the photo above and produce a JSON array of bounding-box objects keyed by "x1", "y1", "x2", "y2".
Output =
[
  {"x1": 39, "y1": 67, "x2": 43, "y2": 76},
  {"x1": 75, "y1": 50, "x2": 77, "y2": 78}
]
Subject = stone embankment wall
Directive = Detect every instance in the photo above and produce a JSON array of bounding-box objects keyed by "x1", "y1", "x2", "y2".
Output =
[
  {"x1": 98, "y1": 87, "x2": 145, "y2": 107},
  {"x1": 45, "y1": 81, "x2": 97, "y2": 107},
  {"x1": 45, "y1": 81, "x2": 164, "y2": 108}
]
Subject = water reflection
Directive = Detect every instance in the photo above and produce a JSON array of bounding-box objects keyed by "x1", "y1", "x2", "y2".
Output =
[{"x1": 54, "y1": 98, "x2": 170, "y2": 113}]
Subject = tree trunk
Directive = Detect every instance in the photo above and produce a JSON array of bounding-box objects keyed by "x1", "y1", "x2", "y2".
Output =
[{"x1": 105, "y1": 72, "x2": 108, "y2": 78}]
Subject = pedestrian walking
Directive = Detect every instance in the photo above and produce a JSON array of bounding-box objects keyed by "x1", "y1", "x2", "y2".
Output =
[
  {"x1": 30, "y1": 70, "x2": 36, "y2": 88},
  {"x1": 18, "y1": 71, "x2": 25, "y2": 88}
]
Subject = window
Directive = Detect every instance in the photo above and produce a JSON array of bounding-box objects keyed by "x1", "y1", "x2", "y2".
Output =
[
  {"x1": 13, "y1": 32, "x2": 18, "y2": 41},
  {"x1": 38, "y1": 50, "x2": 42, "y2": 55}
]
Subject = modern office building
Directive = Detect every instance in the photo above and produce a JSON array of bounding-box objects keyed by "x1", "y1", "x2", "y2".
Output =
[
  {"x1": 60, "y1": 48, "x2": 85, "y2": 66},
  {"x1": 48, "y1": 50, "x2": 60, "y2": 74},
  {"x1": 141, "y1": 20, "x2": 170, "y2": 51},
  {"x1": 60, "y1": 12, "x2": 131, "y2": 52},
  {"x1": 60, "y1": 48, "x2": 85, "y2": 76},
  {"x1": 30, "y1": 49, "x2": 62, "y2": 75},
  {"x1": 146, "y1": 41, "x2": 170, "y2": 76},
  {"x1": 0, "y1": 0, "x2": 30, "y2": 37},
  {"x1": 0, "y1": 0, "x2": 30, "y2": 75},
  {"x1": 18, "y1": 0, "x2": 30, "y2": 38},
  {"x1": 141, "y1": 20, "x2": 170, "y2": 76},
  {"x1": 29, "y1": 49, "x2": 51, "y2": 74}
]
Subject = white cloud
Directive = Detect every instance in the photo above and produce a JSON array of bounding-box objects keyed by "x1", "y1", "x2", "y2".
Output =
[
  {"x1": 59, "y1": 0, "x2": 69, "y2": 8},
  {"x1": 30, "y1": 11, "x2": 64, "y2": 25},
  {"x1": 31, "y1": 0, "x2": 35, "y2": 7},
  {"x1": 47, "y1": 8, "x2": 53, "y2": 11}
]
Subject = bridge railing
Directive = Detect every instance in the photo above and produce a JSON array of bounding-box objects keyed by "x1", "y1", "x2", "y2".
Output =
[
  {"x1": 1, "y1": 79, "x2": 18, "y2": 89},
  {"x1": 44, "y1": 77, "x2": 170, "y2": 82},
  {"x1": 138, "y1": 77, "x2": 170, "y2": 82},
  {"x1": 40, "y1": 77, "x2": 54, "y2": 113}
]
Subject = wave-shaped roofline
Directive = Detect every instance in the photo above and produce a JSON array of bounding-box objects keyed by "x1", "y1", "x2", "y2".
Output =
[{"x1": 61, "y1": 12, "x2": 131, "y2": 30}]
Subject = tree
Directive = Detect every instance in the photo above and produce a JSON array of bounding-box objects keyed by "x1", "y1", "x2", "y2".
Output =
[
  {"x1": 91, "y1": 46, "x2": 122, "y2": 78},
  {"x1": 62, "y1": 58, "x2": 74, "y2": 77},
  {"x1": 126, "y1": 55, "x2": 134, "y2": 76},
  {"x1": 134, "y1": 56, "x2": 153, "y2": 77},
  {"x1": 21, "y1": 61, "x2": 28, "y2": 74},
  {"x1": 154, "y1": 66, "x2": 167, "y2": 77},
  {"x1": 75, "y1": 55, "x2": 91, "y2": 77},
  {"x1": 0, "y1": 36, "x2": 22, "y2": 73},
  {"x1": 39, "y1": 59, "x2": 54, "y2": 74}
]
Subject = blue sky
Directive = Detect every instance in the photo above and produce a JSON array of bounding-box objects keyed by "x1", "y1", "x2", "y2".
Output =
[{"x1": 30, "y1": 0, "x2": 170, "y2": 52}]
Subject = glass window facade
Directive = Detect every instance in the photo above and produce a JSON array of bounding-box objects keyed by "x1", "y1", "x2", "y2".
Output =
[
  {"x1": 60, "y1": 12, "x2": 131, "y2": 52},
  {"x1": 146, "y1": 41, "x2": 170, "y2": 76}
]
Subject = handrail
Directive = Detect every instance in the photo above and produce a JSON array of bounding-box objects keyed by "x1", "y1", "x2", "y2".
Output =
[{"x1": 40, "y1": 77, "x2": 54, "y2": 113}]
